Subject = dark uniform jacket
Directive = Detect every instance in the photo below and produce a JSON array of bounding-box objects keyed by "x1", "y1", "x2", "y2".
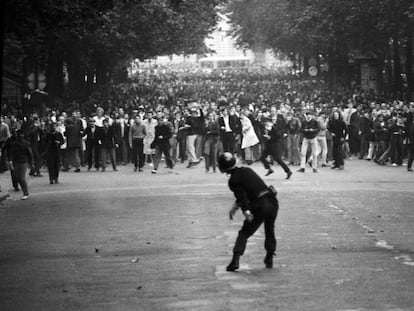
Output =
[{"x1": 228, "y1": 167, "x2": 269, "y2": 212}]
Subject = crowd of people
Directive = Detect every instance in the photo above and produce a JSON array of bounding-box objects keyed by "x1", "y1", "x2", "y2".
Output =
[{"x1": 1, "y1": 68, "x2": 414, "y2": 200}]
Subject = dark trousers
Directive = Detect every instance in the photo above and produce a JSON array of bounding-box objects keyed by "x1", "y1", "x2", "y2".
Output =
[
  {"x1": 131, "y1": 138, "x2": 145, "y2": 168},
  {"x1": 47, "y1": 153, "x2": 60, "y2": 182},
  {"x1": 100, "y1": 147, "x2": 116, "y2": 170},
  {"x1": 332, "y1": 139, "x2": 344, "y2": 166},
  {"x1": 64, "y1": 147, "x2": 80, "y2": 170},
  {"x1": 261, "y1": 142, "x2": 290, "y2": 173},
  {"x1": 30, "y1": 147, "x2": 41, "y2": 175},
  {"x1": 374, "y1": 140, "x2": 387, "y2": 161},
  {"x1": 233, "y1": 195, "x2": 279, "y2": 256},
  {"x1": 221, "y1": 132, "x2": 236, "y2": 154},
  {"x1": 153, "y1": 141, "x2": 174, "y2": 170},
  {"x1": 348, "y1": 125, "x2": 360, "y2": 155},
  {"x1": 0, "y1": 142, "x2": 8, "y2": 172},
  {"x1": 359, "y1": 133, "x2": 369, "y2": 158},
  {"x1": 390, "y1": 135, "x2": 403, "y2": 165},
  {"x1": 116, "y1": 139, "x2": 129, "y2": 164},
  {"x1": 204, "y1": 136, "x2": 218, "y2": 170},
  {"x1": 86, "y1": 144, "x2": 100, "y2": 169},
  {"x1": 13, "y1": 162, "x2": 29, "y2": 195},
  {"x1": 11, "y1": 168, "x2": 18, "y2": 189},
  {"x1": 407, "y1": 144, "x2": 414, "y2": 169},
  {"x1": 177, "y1": 136, "x2": 187, "y2": 162}
]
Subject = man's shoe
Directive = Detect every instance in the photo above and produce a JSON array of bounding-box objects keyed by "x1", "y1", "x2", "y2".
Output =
[
  {"x1": 331, "y1": 165, "x2": 339, "y2": 169},
  {"x1": 151, "y1": 169, "x2": 157, "y2": 174},
  {"x1": 21, "y1": 195, "x2": 29, "y2": 200},
  {"x1": 297, "y1": 168, "x2": 305, "y2": 173},
  {"x1": 338, "y1": 166, "x2": 344, "y2": 170},
  {"x1": 134, "y1": 167, "x2": 138, "y2": 172},
  {"x1": 74, "y1": 168, "x2": 81, "y2": 172},
  {"x1": 35, "y1": 173, "x2": 43, "y2": 177},
  {"x1": 408, "y1": 168, "x2": 413, "y2": 172},
  {"x1": 50, "y1": 180, "x2": 54, "y2": 184},
  {"x1": 139, "y1": 168, "x2": 143, "y2": 172},
  {"x1": 313, "y1": 168, "x2": 318, "y2": 173},
  {"x1": 113, "y1": 168, "x2": 118, "y2": 171},
  {"x1": 321, "y1": 164, "x2": 328, "y2": 167},
  {"x1": 265, "y1": 169, "x2": 274, "y2": 176},
  {"x1": 14, "y1": 187, "x2": 20, "y2": 192},
  {"x1": 286, "y1": 171, "x2": 292, "y2": 180},
  {"x1": 226, "y1": 256, "x2": 240, "y2": 272},
  {"x1": 55, "y1": 179, "x2": 59, "y2": 184},
  {"x1": 264, "y1": 253, "x2": 274, "y2": 269}
]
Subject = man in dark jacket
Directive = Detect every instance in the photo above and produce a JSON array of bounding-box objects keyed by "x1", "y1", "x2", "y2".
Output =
[
  {"x1": 218, "y1": 152, "x2": 279, "y2": 271},
  {"x1": 113, "y1": 115, "x2": 130, "y2": 165},
  {"x1": 407, "y1": 117, "x2": 414, "y2": 172},
  {"x1": 6, "y1": 130, "x2": 33, "y2": 200},
  {"x1": 358, "y1": 110, "x2": 372, "y2": 159},
  {"x1": 44, "y1": 122, "x2": 64, "y2": 184},
  {"x1": 297, "y1": 110, "x2": 320, "y2": 173},
  {"x1": 185, "y1": 107, "x2": 204, "y2": 167},
  {"x1": 96, "y1": 118, "x2": 117, "y2": 172},
  {"x1": 28, "y1": 119, "x2": 44, "y2": 176},
  {"x1": 84, "y1": 119, "x2": 100, "y2": 171},
  {"x1": 218, "y1": 108, "x2": 241, "y2": 154},
  {"x1": 63, "y1": 117, "x2": 83, "y2": 172},
  {"x1": 260, "y1": 116, "x2": 292, "y2": 179},
  {"x1": 151, "y1": 116, "x2": 174, "y2": 174}
]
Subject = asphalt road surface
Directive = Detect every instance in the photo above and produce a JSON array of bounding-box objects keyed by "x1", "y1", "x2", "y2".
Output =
[{"x1": 0, "y1": 159, "x2": 413, "y2": 311}]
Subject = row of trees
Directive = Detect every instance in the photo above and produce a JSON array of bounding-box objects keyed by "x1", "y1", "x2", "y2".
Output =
[
  {"x1": 3, "y1": 0, "x2": 222, "y2": 106},
  {"x1": 226, "y1": 0, "x2": 414, "y2": 99}
]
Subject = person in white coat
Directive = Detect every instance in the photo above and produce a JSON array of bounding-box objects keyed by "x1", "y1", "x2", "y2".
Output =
[{"x1": 240, "y1": 111, "x2": 259, "y2": 164}]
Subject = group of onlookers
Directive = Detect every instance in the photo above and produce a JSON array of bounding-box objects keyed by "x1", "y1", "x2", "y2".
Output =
[{"x1": 1, "y1": 70, "x2": 414, "y2": 200}]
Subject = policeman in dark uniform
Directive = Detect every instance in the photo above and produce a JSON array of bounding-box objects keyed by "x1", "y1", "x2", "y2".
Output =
[{"x1": 218, "y1": 152, "x2": 279, "y2": 271}]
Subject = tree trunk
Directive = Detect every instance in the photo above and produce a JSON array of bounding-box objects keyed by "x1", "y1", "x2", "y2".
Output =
[
  {"x1": 66, "y1": 43, "x2": 82, "y2": 99},
  {"x1": 393, "y1": 38, "x2": 402, "y2": 98},
  {"x1": 406, "y1": 39, "x2": 413, "y2": 101}
]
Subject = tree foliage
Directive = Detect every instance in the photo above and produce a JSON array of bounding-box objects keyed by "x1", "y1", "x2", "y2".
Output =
[{"x1": 3, "y1": 0, "x2": 222, "y2": 101}]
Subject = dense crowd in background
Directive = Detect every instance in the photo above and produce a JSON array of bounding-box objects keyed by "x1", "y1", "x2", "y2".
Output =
[{"x1": 1, "y1": 68, "x2": 414, "y2": 196}]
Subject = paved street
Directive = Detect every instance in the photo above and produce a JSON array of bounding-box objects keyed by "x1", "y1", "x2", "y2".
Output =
[{"x1": 0, "y1": 160, "x2": 413, "y2": 311}]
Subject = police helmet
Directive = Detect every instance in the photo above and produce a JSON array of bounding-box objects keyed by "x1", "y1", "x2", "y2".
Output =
[{"x1": 218, "y1": 152, "x2": 237, "y2": 173}]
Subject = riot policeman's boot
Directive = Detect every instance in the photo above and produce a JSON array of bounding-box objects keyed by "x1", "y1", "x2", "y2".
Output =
[
  {"x1": 264, "y1": 252, "x2": 274, "y2": 269},
  {"x1": 226, "y1": 256, "x2": 240, "y2": 272}
]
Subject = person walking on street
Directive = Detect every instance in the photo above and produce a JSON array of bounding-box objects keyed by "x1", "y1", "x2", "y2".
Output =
[
  {"x1": 328, "y1": 110, "x2": 347, "y2": 170},
  {"x1": 28, "y1": 119, "x2": 44, "y2": 177},
  {"x1": 43, "y1": 122, "x2": 64, "y2": 184},
  {"x1": 6, "y1": 130, "x2": 33, "y2": 200},
  {"x1": 96, "y1": 118, "x2": 117, "y2": 172},
  {"x1": 218, "y1": 152, "x2": 279, "y2": 271},
  {"x1": 63, "y1": 117, "x2": 83, "y2": 172},
  {"x1": 185, "y1": 107, "x2": 204, "y2": 168},
  {"x1": 129, "y1": 115, "x2": 146, "y2": 172},
  {"x1": 261, "y1": 117, "x2": 292, "y2": 179},
  {"x1": 203, "y1": 112, "x2": 220, "y2": 172},
  {"x1": 407, "y1": 117, "x2": 414, "y2": 172},
  {"x1": 297, "y1": 110, "x2": 320, "y2": 173},
  {"x1": 151, "y1": 116, "x2": 174, "y2": 174}
]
